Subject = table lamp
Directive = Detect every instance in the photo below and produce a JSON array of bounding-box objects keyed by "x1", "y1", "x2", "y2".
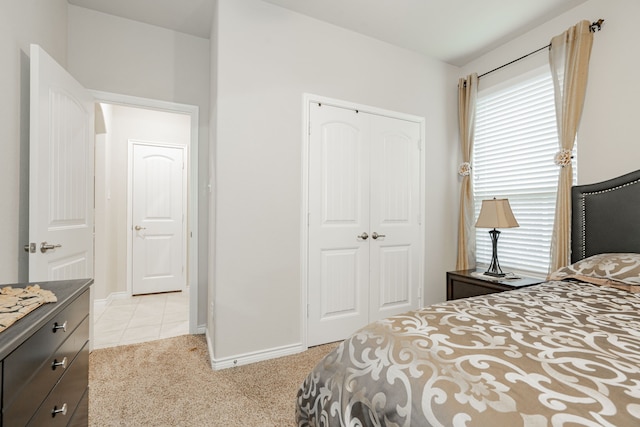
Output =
[{"x1": 475, "y1": 198, "x2": 519, "y2": 277}]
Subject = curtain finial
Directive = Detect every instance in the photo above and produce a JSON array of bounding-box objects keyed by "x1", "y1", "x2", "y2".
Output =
[{"x1": 589, "y1": 19, "x2": 604, "y2": 33}]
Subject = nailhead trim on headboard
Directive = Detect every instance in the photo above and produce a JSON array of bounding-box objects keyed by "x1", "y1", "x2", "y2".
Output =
[{"x1": 577, "y1": 196, "x2": 586, "y2": 260}]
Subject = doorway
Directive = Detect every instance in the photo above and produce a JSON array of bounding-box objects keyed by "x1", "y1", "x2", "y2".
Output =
[{"x1": 92, "y1": 92, "x2": 199, "y2": 347}]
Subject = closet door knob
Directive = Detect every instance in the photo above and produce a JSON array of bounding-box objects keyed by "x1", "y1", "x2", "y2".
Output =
[
  {"x1": 357, "y1": 232, "x2": 369, "y2": 240},
  {"x1": 372, "y1": 232, "x2": 386, "y2": 240}
]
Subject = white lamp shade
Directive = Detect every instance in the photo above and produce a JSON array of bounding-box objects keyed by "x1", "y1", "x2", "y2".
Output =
[{"x1": 475, "y1": 198, "x2": 519, "y2": 229}]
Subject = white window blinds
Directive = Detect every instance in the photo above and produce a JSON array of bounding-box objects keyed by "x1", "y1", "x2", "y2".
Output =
[{"x1": 473, "y1": 69, "x2": 576, "y2": 275}]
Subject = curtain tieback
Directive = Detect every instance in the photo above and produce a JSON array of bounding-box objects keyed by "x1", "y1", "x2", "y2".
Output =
[
  {"x1": 554, "y1": 149, "x2": 573, "y2": 167},
  {"x1": 458, "y1": 162, "x2": 471, "y2": 176}
]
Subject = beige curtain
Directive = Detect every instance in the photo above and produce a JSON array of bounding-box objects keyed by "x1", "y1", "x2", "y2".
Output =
[
  {"x1": 456, "y1": 73, "x2": 478, "y2": 270},
  {"x1": 548, "y1": 20, "x2": 594, "y2": 273}
]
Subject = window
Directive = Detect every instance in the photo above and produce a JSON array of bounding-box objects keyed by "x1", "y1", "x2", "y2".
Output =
[{"x1": 473, "y1": 68, "x2": 576, "y2": 275}]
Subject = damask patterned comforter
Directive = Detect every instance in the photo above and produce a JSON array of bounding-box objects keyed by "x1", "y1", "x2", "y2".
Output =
[{"x1": 296, "y1": 280, "x2": 640, "y2": 426}]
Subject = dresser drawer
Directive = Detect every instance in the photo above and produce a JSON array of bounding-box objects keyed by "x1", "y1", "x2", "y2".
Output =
[
  {"x1": 67, "y1": 387, "x2": 89, "y2": 427},
  {"x1": 3, "y1": 316, "x2": 89, "y2": 424},
  {"x1": 0, "y1": 279, "x2": 92, "y2": 427},
  {"x1": 3, "y1": 291, "x2": 89, "y2": 407},
  {"x1": 26, "y1": 340, "x2": 89, "y2": 427},
  {"x1": 3, "y1": 289, "x2": 89, "y2": 402}
]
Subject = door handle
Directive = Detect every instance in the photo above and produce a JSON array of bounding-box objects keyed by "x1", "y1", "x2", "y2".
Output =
[
  {"x1": 357, "y1": 232, "x2": 369, "y2": 240},
  {"x1": 134, "y1": 225, "x2": 146, "y2": 231},
  {"x1": 40, "y1": 242, "x2": 62, "y2": 253},
  {"x1": 372, "y1": 232, "x2": 386, "y2": 240}
]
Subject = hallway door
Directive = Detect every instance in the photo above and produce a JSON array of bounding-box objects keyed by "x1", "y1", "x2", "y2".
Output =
[{"x1": 131, "y1": 143, "x2": 187, "y2": 295}]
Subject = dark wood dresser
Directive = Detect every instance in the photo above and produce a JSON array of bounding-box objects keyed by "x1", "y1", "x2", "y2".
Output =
[{"x1": 0, "y1": 278, "x2": 92, "y2": 426}]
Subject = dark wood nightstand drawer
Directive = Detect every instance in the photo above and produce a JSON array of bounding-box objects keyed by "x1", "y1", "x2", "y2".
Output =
[
  {"x1": 449, "y1": 279, "x2": 503, "y2": 299},
  {"x1": 447, "y1": 269, "x2": 543, "y2": 301}
]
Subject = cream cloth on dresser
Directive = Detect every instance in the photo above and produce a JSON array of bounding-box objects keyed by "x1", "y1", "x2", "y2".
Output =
[{"x1": 0, "y1": 285, "x2": 57, "y2": 332}]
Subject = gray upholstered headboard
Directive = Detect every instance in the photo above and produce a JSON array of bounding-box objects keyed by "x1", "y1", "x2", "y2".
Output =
[{"x1": 571, "y1": 169, "x2": 640, "y2": 263}]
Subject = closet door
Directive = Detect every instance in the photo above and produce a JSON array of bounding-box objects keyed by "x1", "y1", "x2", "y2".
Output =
[
  {"x1": 307, "y1": 103, "x2": 422, "y2": 347},
  {"x1": 369, "y1": 115, "x2": 421, "y2": 322},
  {"x1": 307, "y1": 103, "x2": 371, "y2": 346}
]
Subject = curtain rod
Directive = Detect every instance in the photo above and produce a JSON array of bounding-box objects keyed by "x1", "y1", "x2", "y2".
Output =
[{"x1": 477, "y1": 19, "x2": 604, "y2": 80}]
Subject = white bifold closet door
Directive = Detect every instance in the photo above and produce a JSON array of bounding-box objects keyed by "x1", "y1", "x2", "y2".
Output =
[{"x1": 308, "y1": 103, "x2": 422, "y2": 346}]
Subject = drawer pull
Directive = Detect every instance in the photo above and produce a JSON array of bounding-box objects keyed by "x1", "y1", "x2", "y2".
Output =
[
  {"x1": 52, "y1": 403, "x2": 67, "y2": 417},
  {"x1": 52, "y1": 320, "x2": 67, "y2": 333},
  {"x1": 52, "y1": 356, "x2": 68, "y2": 370}
]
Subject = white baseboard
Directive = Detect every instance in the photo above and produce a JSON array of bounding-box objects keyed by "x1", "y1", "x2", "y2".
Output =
[
  {"x1": 93, "y1": 291, "x2": 129, "y2": 310},
  {"x1": 207, "y1": 338, "x2": 305, "y2": 370}
]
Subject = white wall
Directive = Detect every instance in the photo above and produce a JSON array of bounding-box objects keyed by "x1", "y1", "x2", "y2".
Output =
[
  {"x1": 94, "y1": 104, "x2": 191, "y2": 301},
  {"x1": 67, "y1": 5, "x2": 210, "y2": 325},
  {"x1": 211, "y1": 0, "x2": 459, "y2": 362},
  {"x1": 461, "y1": 0, "x2": 640, "y2": 185},
  {"x1": 0, "y1": 0, "x2": 68, "y2": 283}
]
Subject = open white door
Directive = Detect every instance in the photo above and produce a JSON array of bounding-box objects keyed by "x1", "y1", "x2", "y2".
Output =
[
  {"x1": 28, "y1": 45, "x2": 94, "y2": 281},
  {"x1": 131, "y1": 143, "x2": 186, "y2": 295}
]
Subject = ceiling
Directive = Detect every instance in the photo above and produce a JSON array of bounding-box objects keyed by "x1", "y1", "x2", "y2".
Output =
[
  {"x1": 67, "y1": 0, "x2": 215, "y2": 39},
  {"x1": 68, "y1": 0, "x2": 588, "y2": 66}
]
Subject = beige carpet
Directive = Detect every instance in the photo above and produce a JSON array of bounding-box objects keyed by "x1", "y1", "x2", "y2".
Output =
[{"x1": 89, "y1": 334, "x2": 338, "y2": 427}]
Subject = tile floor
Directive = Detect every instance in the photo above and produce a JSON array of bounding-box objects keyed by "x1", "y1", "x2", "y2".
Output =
[{"x1": 93, "y1": 290, "x2": 189, "y2": 349}]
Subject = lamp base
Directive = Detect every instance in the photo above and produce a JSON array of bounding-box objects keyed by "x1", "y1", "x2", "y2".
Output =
[
  {"x1": 483, "y1": 270, "x2": 506, "y2": 278},
  {"x1": 485, "y1": 228, "x2": 505, "y2": 277}
]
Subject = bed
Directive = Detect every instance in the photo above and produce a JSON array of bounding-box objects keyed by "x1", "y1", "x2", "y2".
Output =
[{"x1": 296, "y1": 169, "x2": 640, "y2": 427}]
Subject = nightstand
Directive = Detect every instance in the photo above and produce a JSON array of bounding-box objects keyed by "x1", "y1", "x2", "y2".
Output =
[{"x1": 446, "y1": 269, "x2": 543, "y2": 300}]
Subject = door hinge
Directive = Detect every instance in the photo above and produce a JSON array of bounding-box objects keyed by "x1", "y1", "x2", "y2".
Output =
[
  {"x1": 417, "y1": 139, "x2": 422, "y2": 151},
  {"x1": 307, "y1": 303, "x2": 310, "y2": 318},
  {"x1": 308, "y1": 121, "x2": 311, "y2": 135}
]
